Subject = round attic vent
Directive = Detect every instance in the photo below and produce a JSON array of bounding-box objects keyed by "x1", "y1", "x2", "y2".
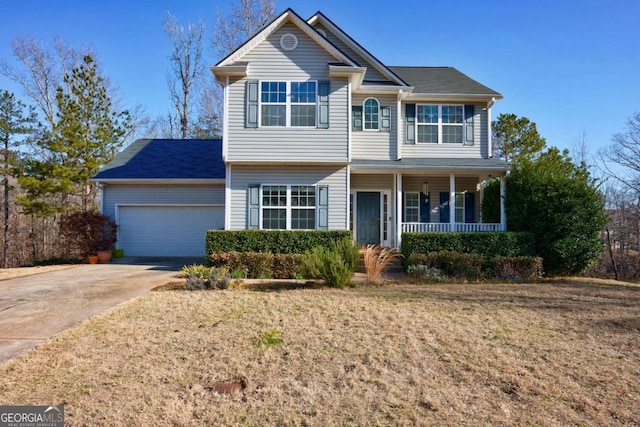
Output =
[
  {"x1": 317, "y1": 28, "x2": 327, "y2": 37},
  {"x1": 280, "y1": 33, "x2": 298, "y2": 51}
]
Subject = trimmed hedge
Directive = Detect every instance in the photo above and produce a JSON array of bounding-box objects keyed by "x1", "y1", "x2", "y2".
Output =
[
  {"x1": 407, "y1": 251, "x2": 543, "y2": 281},
  {"x1": 401, "y1": 232, "x2": 535, "y2": 262},
  {"x1": 210, "y1": 252, "x2": 302, "y2": 279},
  {"x1": 206, "y1": 230, "x2": 352, "y2": 256}
]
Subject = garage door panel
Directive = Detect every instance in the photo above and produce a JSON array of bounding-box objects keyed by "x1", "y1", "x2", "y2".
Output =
[{"x1": 118, "y1": 206, "x2": 223, "y2": 256}]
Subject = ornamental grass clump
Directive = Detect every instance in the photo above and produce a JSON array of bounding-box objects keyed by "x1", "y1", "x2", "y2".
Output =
[{"x1": 363, "y1": 244, "x2": 402, "y2": 284}]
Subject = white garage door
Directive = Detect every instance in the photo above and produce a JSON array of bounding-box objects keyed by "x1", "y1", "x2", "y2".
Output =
[{"x1": 118, "y1": 206, "x2": 224, "y2": 256}]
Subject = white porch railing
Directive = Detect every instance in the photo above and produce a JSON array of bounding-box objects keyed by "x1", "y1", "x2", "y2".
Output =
[{"x1": 401, "y1": 223, "x2": 504, "y2": 233}]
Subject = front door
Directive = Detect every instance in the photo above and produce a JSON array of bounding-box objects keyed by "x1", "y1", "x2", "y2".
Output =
[{"x1": 356, "y1": 192, "x2": 381, "y2": 245}]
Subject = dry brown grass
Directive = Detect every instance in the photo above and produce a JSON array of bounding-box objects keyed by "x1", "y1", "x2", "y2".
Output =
[
  {"x1": 1, "y1": 279, "x2": 639, "y2": 426},
  {"x1": 362, "y1": 244, "x2": 402, "y2": 284},
  {"x1": 0, "y1": 265, "x2": 78, "y2": 281}
]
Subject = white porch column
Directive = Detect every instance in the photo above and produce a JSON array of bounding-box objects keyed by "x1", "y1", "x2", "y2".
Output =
[
  {"x1": 396, "y1": 173, "x2": 403, "y2": 249},
  {"x1": 500, "y1": 175, "x2": 507, "y2": 231},
  {"x1": 449, "y1": 174, "x2": 456, "y2": 231}
]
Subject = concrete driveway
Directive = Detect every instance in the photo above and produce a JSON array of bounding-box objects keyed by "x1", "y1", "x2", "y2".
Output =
[{"x1": 0, "y1": 257, "x2": 197, "y2": 364}]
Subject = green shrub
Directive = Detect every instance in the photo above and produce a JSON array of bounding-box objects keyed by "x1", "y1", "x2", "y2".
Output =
[
  {"x1": 412, "y1": 250, "x2": 485, "y2": 280},
  {"x1": 401, "y1": 232, "x2": 535, "y2": 265},
  {"x1": 489, "y1": 256, "x2": 543, "y2": 281},
  {"x1": 182, "y1": 264, "x2": 230, "y2": 290},
  {"x1": 299, "y1": 238, "x2": 360, "y2": 288},
  {"x1": 209, "y1": 252, "x2": 303, "y2": 279},
  {"x1": 206, "y1": 230, "x2": 352, "y2": 256},
  {"x1": 407, "y1": 265, "x2": 447, "y2": 281}
]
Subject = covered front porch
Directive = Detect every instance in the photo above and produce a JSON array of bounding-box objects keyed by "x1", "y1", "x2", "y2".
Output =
[{"x1": 349, "y1": 159, "x2": 509, "y2": 248}]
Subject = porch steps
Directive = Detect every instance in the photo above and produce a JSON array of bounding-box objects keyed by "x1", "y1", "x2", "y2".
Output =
[{"x1": 356, "y1": 257, "x2": 404, "y2": 275}]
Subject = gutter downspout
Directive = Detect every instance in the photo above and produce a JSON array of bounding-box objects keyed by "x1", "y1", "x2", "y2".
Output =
[{"x1": 487, "y1": 96, "x2": 495, "y2": 158}]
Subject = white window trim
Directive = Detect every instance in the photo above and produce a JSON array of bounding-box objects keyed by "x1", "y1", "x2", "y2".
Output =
[
  {"x1": 416, "y1": 104, "x2": 465, "y2": 144},
  {"x1": 260, "y1": 184, "x2": 317, "y2": 230},
  {"x1": 258, "y1": 80, "x2": 318, "y2": 128},
  {"x1": 403, "y1": 191, "x2": 420, "y2": 223},
  {"x1": 454, "y1": 192, "x2": 465, "y2": 223},
  {"x1": 363, "y1": 97, "x2": 380, "y2": 131}
]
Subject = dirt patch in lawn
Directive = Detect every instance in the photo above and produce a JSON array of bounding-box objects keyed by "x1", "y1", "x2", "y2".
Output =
[
  {"x1": 0, "y1": 265, "x2": 78, "y2": 281},
  {"x1": 0, "y1": 280, "x2": 639, "y2": 426}
]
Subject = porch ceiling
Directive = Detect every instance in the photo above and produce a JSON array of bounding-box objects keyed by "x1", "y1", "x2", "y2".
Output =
[{"x1": 350, "y1": 158, "x2": 510, "y2": 175}]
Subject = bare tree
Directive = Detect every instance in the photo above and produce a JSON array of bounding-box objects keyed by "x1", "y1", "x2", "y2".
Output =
[
  {"x1": 205, "y1": 0, "x2": 275, "y2": 133},
  {"x1": 601, "y1": 113, "x2": 640, "y2": 192},
  {"x1": 163, "y1": 12, "x2": 205, "y2": 140}
]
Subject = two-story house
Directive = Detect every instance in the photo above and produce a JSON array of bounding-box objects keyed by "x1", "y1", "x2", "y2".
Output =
[{"x1": 93, "y1": 8, "x2": 508, "y2": 257}]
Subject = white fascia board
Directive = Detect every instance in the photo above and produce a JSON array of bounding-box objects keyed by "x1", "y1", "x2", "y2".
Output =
[
  {"x1": 210, "y1": 64, "x2": 248, "y2": 83},
  {"x1": 353, "y1": 85, "x2": 414, "y2": 95},
  {"x1": 226, "y1": 160, "x2": 350, "y2": 167},
  {"x1": 91, "y1": 179, "x2": 225, "y2": 185},
  {"x1": 402, "y1": 93, "x2": 504, "y2": 102},
  {"x1": 217, "y1": 10, "x2": 357, "y2": 69},
  {"x1": 329, "y1": 65, "x2": 366, "y2": 88}
]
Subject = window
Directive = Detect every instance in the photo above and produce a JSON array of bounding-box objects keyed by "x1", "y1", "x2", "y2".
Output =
[
  {"x1": 262, "y1": 185, "x2": 287, "y2": 229},
  {"x1": 404, "y1": 192, "x2": 419, "y2": 223},
  {"x1": 291, "y1": 185, "x2": 316, "y2": 229},
  {"x1": 260, "y1": 81, "x2": 317, "y2": 127},
  {"x1": 454, "y1": 193, "x2": 465, "y2": 223},
  {"x1": 364, "y1": 98, "x2": 379, "y2": 130},
  {"x1": 261, "y1": 185, "x2": 317, "y2": 230},
  {"x1": 416, "y1": 104, "x2": 465, "y2": 144}
]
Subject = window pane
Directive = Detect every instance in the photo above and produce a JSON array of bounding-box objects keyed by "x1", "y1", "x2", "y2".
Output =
[
  {"x1": 455, "y1": 208, "x2": 464, "y2": 223},
  {"x1": 291, "y1": 209, "x2": 315, "y2": 229},
  {"x1": 261, "y1": 81, "x2": 287, "y2": 103},
  {"x1": 364, "y1": 98, "x2": 379, "y2": 130},
  {"x1": 455, "y1": 193, "x2": 464, "y2": 207},
  {"x1": 263, "y1": 208, "x2": 286, "y2": 229},
  {"x1": 291, "y1": 105, "x2": 316, "y2": 127},
  {"x1": 404, "y1": 192, "x2": 419, "y2": 222},
  {"x1": 291, "y1": 81, "x2": 317, "y2": 103},
  {"x1": 442, "y1": 125, "x2": 463, "y2": 143},
  {"x1": 261, "y1": 105, "x2": 286, "y2": 126},
  {"x1": 417, "y1": 105, "x2": 438, "y2": 123},
  {"x1": 417, "y1": 125, "x2": 438, "y2": 143},
  {"x1": 291, "y1": 186, "x2": 315, "y2": 207},
  {"x1": 262, "y1": 185, "x2": 287, "y2": 206},
  {"x1": 442, "y1": 105, "x2": 463, "y2": 124}
]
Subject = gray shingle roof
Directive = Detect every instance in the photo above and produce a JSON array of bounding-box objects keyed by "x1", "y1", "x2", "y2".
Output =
[
  {"x1": 351, "y1": 158, "x2": 510, "y2": 172},
  {"x1": 92, "y1": 139, "x2": 224, "y2": 180},
  {"x1": 388, "y1": 66, "x2": 501, "y2": 97}
]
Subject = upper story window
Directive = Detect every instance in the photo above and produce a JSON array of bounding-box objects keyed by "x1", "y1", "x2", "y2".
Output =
[
  {"x1": 417, "y1": 104, "x2": 463, "y2": 143},
  {"x1": 352, "y1": 99, "x2": 390, "y2": 132},
  {"x1": 246, "y1": 80, "x2": 329, "y2": 129},
  {"x1": 406, "y1": 104, "x2": 474, "y2": 145},
  {"x1": 260, "y1": 81, "x2": 317, "y2": 127},
  {"x1": 364, "y1": 98, "x2": 379, "y2": 130}
]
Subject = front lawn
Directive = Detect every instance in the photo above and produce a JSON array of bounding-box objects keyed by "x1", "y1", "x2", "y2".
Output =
[{"x1": 1, "y1": 280, "x2": 638, "y2": 426}]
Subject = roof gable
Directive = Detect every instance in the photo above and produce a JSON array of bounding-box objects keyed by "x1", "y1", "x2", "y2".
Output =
[
  {"x1": 92, "y1": 139, "x2": 225, "y2": 181},
  {"x1": 216, "y1": 8, "x2": 356, "y2": 68}
]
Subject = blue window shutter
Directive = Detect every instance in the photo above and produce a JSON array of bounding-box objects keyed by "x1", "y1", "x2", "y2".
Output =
[
  {"x1": 318, "y1": 81, "x2": 330, "y2": 129},
  {"x1": 405, "y1": 104, "x2": 416, "y2": 143},
  {"x1": 317, "y1": 185, "x2": 329, "y2": 230},
  {"x1": 245, "y1": 80, "x2": 259, "y2": 128},
  {"x1": 352, "y1": 106, "x2": 363, "y2": 131},
  {"x1": 439, "y1": 192, "x2": 450, "y2": 223},
  {"x1": 247, "y1": 185, "x2": 260, "y2": 229},
  {"x1": 381, "y1": 106, "x2": 391, "y2": 132},
  {"x1": 465, "y1": 192, "x2": 475, "y2": 223},
  {"x1": 464, "y1": 104, "x2": 474, "y2": 146},
  {"x1": 420, "y1": 192, "x2": 430, "y2": 223}
]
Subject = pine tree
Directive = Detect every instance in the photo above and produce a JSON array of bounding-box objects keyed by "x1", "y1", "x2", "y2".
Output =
[
  {"x1": 0, "y1": 90, "x2": 37, "y2": 267},
  {"x1": 18, "y1": 55, "x2": 131, "y2": 215}
]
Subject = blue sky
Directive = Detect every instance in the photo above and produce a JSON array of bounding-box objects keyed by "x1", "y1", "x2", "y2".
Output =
[{"x1": 1, "y1": 0, "x2": 638, "y2": 159}]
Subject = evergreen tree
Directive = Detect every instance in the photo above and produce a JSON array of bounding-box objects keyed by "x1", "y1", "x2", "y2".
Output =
[
  {"x1": 17, "y1": 55, "x2": 131, "y2": 215},
  {"x1": 492, "y1": 113, "x2": 547, "y2": 164},
  {"x1": 0, "y1": 90, "x2": 37, "y2": 267}
]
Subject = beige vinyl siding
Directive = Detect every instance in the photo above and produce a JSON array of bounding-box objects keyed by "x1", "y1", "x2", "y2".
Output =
[
  {"x1": 351, "y1": 94, "x2": 397, "y2": 160},
  {"x1": 313, "y1": 24, "x2": 389, "y2": 82},
  {"x1": 226, "y1": 23, "x2": 348, "y2": 162},
  {"x1": 400, "y1": 102, "x2": 488, "y2": 159},
  {"x1": 350, "y1": 174, "x2": 394, "y2": 190},
  {"x1": 228, "y1": 165, "x2": 348, "y2": 230},
  {"x1": 402, "y1": 175, "x2": 480, "y2": 222},
  {"x1": 102, "y1": 184, "x2": 224, "y2": 219}
]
